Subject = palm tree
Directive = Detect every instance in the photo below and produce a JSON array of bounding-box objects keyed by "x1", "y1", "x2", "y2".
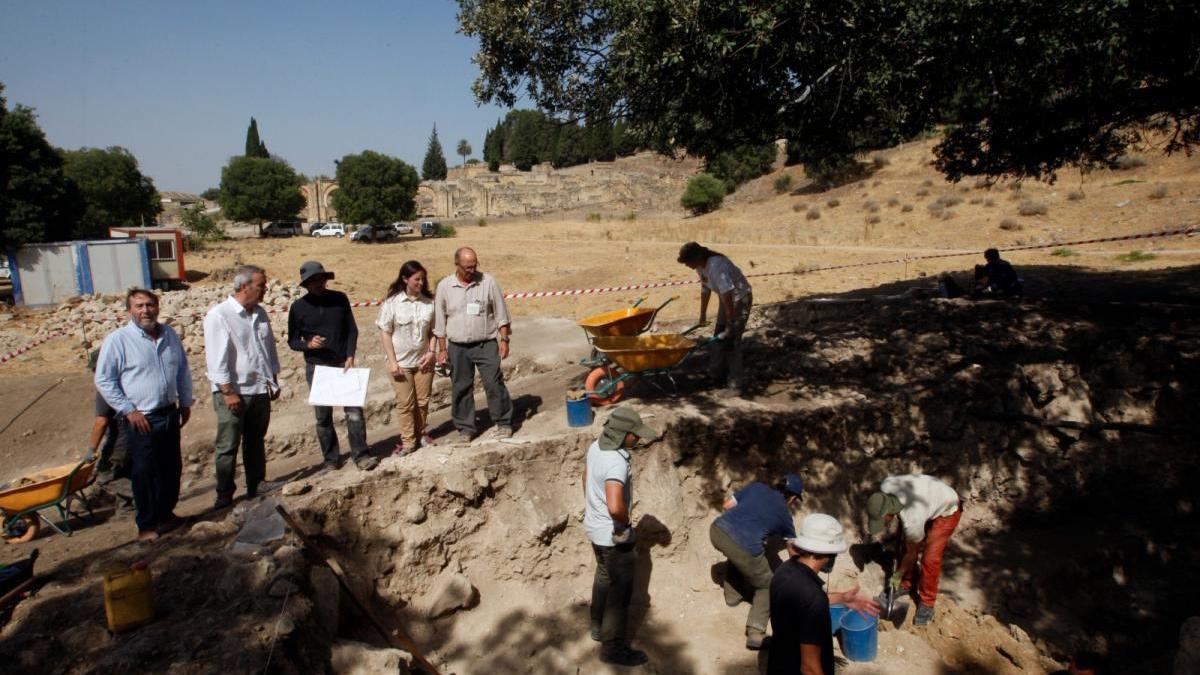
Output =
[{"x1": 456, "y1": 139, "x2": 472, "y2": 166}]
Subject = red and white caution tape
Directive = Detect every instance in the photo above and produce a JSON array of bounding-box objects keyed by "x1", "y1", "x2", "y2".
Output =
[
  {"x1": 4, "y1": 224, "x2": 1196, "y2": 365},
  {"x1": 1, "y1": 330, "x2": 69, "y2": 363}
]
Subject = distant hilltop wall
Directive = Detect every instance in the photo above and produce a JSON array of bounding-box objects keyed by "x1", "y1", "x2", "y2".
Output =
[{"x1": 415, "y1": 152, "x2": 700, "y2": 219}]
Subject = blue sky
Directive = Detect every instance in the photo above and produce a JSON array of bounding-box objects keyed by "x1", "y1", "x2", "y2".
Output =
[{"x1": 0, "y1": 1, "x2": 516, "y2": 192}]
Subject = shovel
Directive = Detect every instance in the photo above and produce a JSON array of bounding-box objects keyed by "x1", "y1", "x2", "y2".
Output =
[{"x1": 881, "y1": 581, "x2": 910, "y2": 626}]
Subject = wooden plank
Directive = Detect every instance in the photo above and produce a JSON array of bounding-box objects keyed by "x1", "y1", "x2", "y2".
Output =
[{"x1": 275, "y1": 504, "x2": 442, "y2": 675}]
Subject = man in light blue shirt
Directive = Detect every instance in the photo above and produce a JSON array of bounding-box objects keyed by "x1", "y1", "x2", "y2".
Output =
[{"x1": 95, "y1": 288, "x2": 193, "y2": 541}]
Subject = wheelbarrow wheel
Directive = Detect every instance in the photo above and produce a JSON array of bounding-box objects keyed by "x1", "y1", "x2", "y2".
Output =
[
  {"x1": 586, "y1": 367, "x2": 626, "y2": 406},
  {"x1": 4, "y1": 515, "x2": 39, "y2": 544}
]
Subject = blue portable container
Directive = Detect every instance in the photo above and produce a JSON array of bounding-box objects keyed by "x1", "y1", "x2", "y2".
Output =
[
  {"x1": 566, "y1": 394, "x2": 593, "y2": 427},
  {"x1": 839, "y1": 610, "x2": 878, "y2": 662}
]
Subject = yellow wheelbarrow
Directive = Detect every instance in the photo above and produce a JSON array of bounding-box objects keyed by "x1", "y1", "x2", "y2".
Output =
[
  {"x1": 1, "y1": 456, "x2": 97, "y2": 544},
  {"x1": 583, "y1": 327, "x2": 720, "y2": 406},
  {"x1": 578, "y1": 296, "x2": 677, "y2": 367}
]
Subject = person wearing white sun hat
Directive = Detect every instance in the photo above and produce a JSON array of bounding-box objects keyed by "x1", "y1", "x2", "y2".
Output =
[{"x1": 767, "y1": 514, "x2": 848, "y2": 675}]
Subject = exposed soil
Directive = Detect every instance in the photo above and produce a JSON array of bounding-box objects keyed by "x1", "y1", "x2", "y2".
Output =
[{"x1": 1, "y1": 139, "x2": 1199, "y2": 674}]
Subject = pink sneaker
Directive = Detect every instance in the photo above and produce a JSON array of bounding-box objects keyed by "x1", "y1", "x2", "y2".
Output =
[
  {"x1": 420, "y1": 434, "x2": 436, "y2": 448},
  {"x1": 391, "y1": 441, "x2": 405, "y2": 457}
]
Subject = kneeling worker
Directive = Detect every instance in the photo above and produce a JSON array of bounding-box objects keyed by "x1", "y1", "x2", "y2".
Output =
[
  {"x1": 710, "y1": 474, "x2": 805, "y2": 650},
  {"x1": 583, "y1": 406, "x2": 659, "y2": 668},
  {"x1": 866, "y1": 473, "x2": 962, "y2": 625}
]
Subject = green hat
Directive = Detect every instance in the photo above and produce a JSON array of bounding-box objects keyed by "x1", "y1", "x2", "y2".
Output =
[
  {"x1": 598, "y1": 406, "x2": 659, "y2": 451},
  {"x1": 866, "y1": 491, "x2": 903, "y2": 535}
]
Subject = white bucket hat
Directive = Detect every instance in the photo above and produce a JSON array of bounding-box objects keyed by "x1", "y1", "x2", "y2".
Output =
[{"x1": 790, "y1": 513, "x2": 848, "y2": 555}]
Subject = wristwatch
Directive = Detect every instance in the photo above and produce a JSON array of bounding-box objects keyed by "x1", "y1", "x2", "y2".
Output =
[{"x1": 499, "y1": 336, "x2": 510, "y2": 342}]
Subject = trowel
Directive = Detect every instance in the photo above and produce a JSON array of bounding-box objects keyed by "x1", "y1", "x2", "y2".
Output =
[{"x1": 881, "y1": 581, "x2": 910, "y2": 626}]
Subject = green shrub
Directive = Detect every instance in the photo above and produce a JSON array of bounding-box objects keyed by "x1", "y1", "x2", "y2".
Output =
[
  {"x1": 180, "y1": 205, "x2": 225, "y2": 251},
  {"x1": 1050, "y1": 248, "x2": 1077, "y2": 257},
  {"x1": 435, "y1": 223, "x2": 457, "y2": 238},
  {"x1": 1116, "y1": 250, "x2": 1156, "y2": 263},
  {"x1": 706, "y1": 143, "x2": 776, "y2": 191},
  {"x1": 1017, "y1": 200, "x2": 1049, "y2": 216},
  {"x1": 1115, "y1": 155, "x2": 1147, "y2": 170},
  {"x1": 623, "y1": 211, "x2": 637, "y2": 221},
  {"x1": 477, "y1": 218, "x2": 487, "y2": 227},
  {"x1": 773, "y1": 174, "x2": 793, "y2": 194},
  {"x1": 681, "y1": 174, "x2": 726, "y2": 214},
  {"x1": 586, "y1": 212, "x2": 602, "y2": 222}
]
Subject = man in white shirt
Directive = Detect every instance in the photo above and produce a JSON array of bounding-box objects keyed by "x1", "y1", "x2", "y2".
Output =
[
  {"x1": 865, "y1": 473, "x2": 962, "y2": 625},
  {"x1": 583, "y1": 406, "x2": 658, "y2": 667},
  {"x1": 203, "y1": 264, "x2": 281, "y2": 508}
]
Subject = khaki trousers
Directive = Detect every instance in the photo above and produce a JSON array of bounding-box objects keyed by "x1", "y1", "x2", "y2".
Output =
[{"x1": 390, "y1": 367, "x2": 434, "y2": 446}]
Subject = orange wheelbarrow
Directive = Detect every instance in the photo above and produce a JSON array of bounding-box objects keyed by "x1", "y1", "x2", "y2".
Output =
[
  {"x1": 1, "y1": 456, "x2": 97, "y2": 544},
  {"x1": 583, "y1": 326, "x2": 720, "y2": 406},
  {"x1": 578, "y1": 296, "x2": 677, "y2": 367}
]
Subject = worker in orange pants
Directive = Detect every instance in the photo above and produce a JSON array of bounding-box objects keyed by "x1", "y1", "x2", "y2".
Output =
[{"x1": 866, "y1": 473, "x2": 962, "y2": 625}]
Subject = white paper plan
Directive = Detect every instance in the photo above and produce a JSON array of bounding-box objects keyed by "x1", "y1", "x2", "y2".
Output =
[{"x1": 307, "y1": 366, "x2": 370, "y2": 407}]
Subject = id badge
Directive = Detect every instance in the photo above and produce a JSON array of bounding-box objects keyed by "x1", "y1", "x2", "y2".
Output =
[{"x1": 466, "y1": 301, "x2": 483, "y2": 316}]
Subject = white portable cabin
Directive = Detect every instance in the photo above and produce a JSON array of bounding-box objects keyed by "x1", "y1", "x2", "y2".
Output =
[{"x1": 5, "y1": 239, "x2": 152, "y2": 307}]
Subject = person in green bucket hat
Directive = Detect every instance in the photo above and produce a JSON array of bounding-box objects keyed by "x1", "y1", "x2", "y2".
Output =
[{"x1": 582, "y1": 406, "x2": 658, "y2": 667}]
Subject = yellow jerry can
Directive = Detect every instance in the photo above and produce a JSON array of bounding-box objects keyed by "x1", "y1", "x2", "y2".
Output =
[{"x1": 103, "y1": 562, "x2": 154, "y2": 633}]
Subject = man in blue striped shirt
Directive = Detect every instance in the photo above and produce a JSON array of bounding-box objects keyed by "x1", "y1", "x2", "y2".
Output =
[{"x1": 95, "y1": 288, "x2": 193, "y2": 542}]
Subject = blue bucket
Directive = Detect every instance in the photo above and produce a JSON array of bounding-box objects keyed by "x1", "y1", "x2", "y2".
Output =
[
  {"x1": 829, "y1": 604, "x2": 848, "y2": 635},
  {"x1": 566, "y1": 395, "x2": 593, "y2": 427},
  {"x1": 839, "y1": 611, "x2": 878, "y2": 662}
]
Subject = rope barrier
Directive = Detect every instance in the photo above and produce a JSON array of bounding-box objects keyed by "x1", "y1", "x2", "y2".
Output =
[{"x1": 3, "y1": 224, "x2": 1196, "y2": 365}]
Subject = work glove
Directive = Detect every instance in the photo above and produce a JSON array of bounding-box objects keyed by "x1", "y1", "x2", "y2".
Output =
[
  {"x1": 612, "y1": 523, "x2": 636, "y2": 546},
  {"x1": 889, "y1": 571, "x2": 903, "y2": 590}
]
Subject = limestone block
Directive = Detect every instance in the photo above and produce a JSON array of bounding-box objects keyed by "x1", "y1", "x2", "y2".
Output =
[
  {"x1": 330, "y1": 640, "x2": 413, "y2": 675},
  {"x1": 421, "y1": 569, "x2": 478, "y2": 618}
]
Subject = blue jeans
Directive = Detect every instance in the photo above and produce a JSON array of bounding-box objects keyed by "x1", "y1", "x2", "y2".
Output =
[{"x1": 126, "y1": 407, "x2": 182, "y2": 532}]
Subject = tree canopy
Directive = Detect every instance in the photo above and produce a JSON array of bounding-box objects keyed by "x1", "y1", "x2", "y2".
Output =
[
  {"x1": 0, "y1": 84, "x2": 83, "y2": 247},
  {"x1": 481, "y1": 109, "x2": 636, "y2": 171},
  {"x1": 457, "y1": 0, "x2": 1200, "y2": 182},
  {"x1": 61, "y1": 146, "x2": 161, "y2": 236},
  {"x1": 422, "y1": 125, "x2": 449, "y2": 180},
  {"x1": 244, "y1": 117, "x2": 269, "y2": 158},
  {"x1": 217, "y1": 156, "x2": 305, "y2": 225},
  {"x1": 331, "y1": 150, "x2": 420, "y2": 225},
  {"x1": 456, "y1": 138, "x2": 472, "y2": 166}
]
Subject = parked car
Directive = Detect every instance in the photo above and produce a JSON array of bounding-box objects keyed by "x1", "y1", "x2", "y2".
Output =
[
  {"x1": 351, "y1": 225, "x2": 394, "y2": 242},
  {"x1": 419, "y1": 220, "x2": 439, "y2": 238},
  {"x1": 306, "y1": 221, "x2": 326, "y2": 235},
  {"x1": 311, "y1": 223, "x2": 346, "y2": 238},
  {"x1": 262, "y1": 220, "x2": 302, "y2": 237},
  {"x1": 391, "y1": 222, "x2": 414, "y2": 235}
]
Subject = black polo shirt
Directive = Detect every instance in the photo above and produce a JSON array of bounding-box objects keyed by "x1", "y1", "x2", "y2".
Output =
[{"x1": 767, "y1": 557, "x2": 834, "y2": 675}]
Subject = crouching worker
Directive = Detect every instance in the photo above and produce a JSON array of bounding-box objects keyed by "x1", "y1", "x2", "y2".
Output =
[
  {"x1": 583, "y1": 406, "x2": 659, "y2": 667},
  {"x1": 866, "y1": 473, "x2": 962, "y2": 625},
  {"x1": 973, "y1": 247, "x2": 1022, "y2": 297},
  {"x1": 710, "y1": 474, "x2": 805, "y2": 650}
]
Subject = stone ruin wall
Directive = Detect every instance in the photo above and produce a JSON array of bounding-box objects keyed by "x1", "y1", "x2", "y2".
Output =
[{"x1": 415, "y1": 152, "x2": 699, "y2": 219}]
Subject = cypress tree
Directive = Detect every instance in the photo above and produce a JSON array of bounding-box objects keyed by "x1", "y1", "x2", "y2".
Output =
[
  {"x1": 245, "y1": 117, "x2": 270, "y2": 158},
  {"x1": 421, "y1": 124, "x2": 448, "y2": 180}
]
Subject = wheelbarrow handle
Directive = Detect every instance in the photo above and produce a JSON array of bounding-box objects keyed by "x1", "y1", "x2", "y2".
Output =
[{"x1": 630, "y1": 295, "x2": 649, "y2": 308}]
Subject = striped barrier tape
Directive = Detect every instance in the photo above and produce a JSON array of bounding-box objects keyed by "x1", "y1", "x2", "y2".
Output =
[
  {"x1": 3, "y1": 224, "x2": 1196, "y2": 364},
  {"x1": 0, "y1": 330, "x2": 68, "y2": 364}
]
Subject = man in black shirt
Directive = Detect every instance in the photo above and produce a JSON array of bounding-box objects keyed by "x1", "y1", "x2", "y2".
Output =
[
  {"x1": 768, "y1": 513, "x2": 848, "y2": 675},
  {"x1": 287, "y1": 261, "x2": 377, "y2": 471}
]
